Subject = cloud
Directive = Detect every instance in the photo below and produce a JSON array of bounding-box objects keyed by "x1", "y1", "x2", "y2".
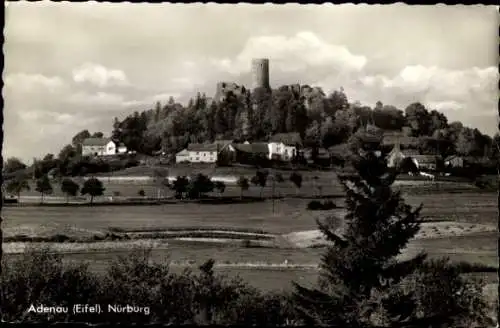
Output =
[
  {"x1": 355, "y1": 65, "x2": 498, "y2": 115},
  {"x1": 72, "y1": 63, "x2": 129, "y2": 88},
  {"x1": 208, "y1": 31, "x2": 367, "y2": 75},
  {"x1": 67, "y1": 91, "x2": 128, "y2": 107},
  {"x1": 4, "y1": 73, "x2": 66, "y2": 94}
]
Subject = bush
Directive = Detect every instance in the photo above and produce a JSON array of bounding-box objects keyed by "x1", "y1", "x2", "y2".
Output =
[
  {"x1": 307, "y1": 200, "x2": 337, "y2": 211},
  {"x1": 307, "y1": 200, "x2": 322, "y2": 210},
  {"x1": 401, "y1": 258, "x2": 494, "y2": 328},
  {"x1": 474, "y1": 176, "x2": 498, "y2": 190},
  {"x1": 0, "y1": 247, "x2": 299, "y2": 325}
]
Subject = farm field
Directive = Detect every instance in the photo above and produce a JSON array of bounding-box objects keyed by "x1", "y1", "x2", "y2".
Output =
[
  {"x1": 3, "y1": 192, "x2": 498, "y2": 235},
  {"x1": 3, "y1": 182, "x2": 497, "y2": 298},
  {"x1": 5, "y1": 233, "x2": 497, "y2": 292},
  {"x1": 4, "y1": 191, "x2": 497, "y2": 231}
]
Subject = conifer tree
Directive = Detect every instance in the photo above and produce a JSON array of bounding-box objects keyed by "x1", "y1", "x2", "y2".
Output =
[
  {"x1": 292, "y1": 152, "x2": 491, "y2": 327},
  {"x1": 292, "y1": 151, "x2": 427, "y2": 327}
]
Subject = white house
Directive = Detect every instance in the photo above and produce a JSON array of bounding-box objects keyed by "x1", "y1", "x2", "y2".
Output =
[
  {"x1": 176, "y1": 141, "x2": 235, "y2": 164},
  {"x1": 175, "y1": 149, "x2": 190, "y2": 163},
  {"x1": 81, "y1": 138, "x2": 116, "y2": 156},
  {"x1": 268, "y1": 133, "x2": 302, "y2": 161}
]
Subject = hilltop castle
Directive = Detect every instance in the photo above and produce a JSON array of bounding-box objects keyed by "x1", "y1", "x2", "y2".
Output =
[{"x1": 214, "y1": 58, "x2": 271, "y2": 102}]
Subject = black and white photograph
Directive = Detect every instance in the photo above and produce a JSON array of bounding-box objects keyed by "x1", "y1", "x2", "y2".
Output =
[{"x1": 1, "y1": 3, "x2": 498, "y2": 327}]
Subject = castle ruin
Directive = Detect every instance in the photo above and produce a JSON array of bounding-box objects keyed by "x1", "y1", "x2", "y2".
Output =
[
  {"x1": 214, "y1": 58, "x2": 270, "y2": 102},
  {"x1": 251, "y1": 58, "x2": 270, "y2": 90}
]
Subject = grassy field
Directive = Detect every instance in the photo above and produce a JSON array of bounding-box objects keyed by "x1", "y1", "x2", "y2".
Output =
[
  {"x1": 5, "y1": 232, "x2": 496, "y2": 293},
  {"x1": 3, "y1": 176, "x2": 497, "y2": 295},
  {"x1": 4, "y1": 191, "x2": 497, "y2": 232}
]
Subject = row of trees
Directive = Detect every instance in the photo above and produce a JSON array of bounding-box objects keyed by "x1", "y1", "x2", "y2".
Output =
[
  {"x1": 5, "y1": 168, "x2": 306, "y2": 204},
  {"x1": 110, "y1": 86, "x2": 498, "y2": 161},
  {"x1": 157, "y1": 170, "x2": 304, "y2": 201},
  {"x1": 5, "y1": 175, "x2": 105, "y2": 205}
]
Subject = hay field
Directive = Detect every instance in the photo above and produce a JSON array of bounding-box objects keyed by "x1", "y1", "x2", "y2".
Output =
[{"x1": 3, "y1": 187, "x2": 497, "y2": 294}]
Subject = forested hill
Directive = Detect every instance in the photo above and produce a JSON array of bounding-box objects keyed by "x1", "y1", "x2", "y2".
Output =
[{"x1": 110, "y1": 84, "x2": 498, "y2": 160}]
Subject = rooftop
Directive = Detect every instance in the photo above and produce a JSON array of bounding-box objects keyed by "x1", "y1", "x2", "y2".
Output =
[
  {"x1": 269, "y1": 132, "x2": 303, "y2": 146},
  {"x1": 82, "y1": 138, "x2": 112, "y2": 146}
]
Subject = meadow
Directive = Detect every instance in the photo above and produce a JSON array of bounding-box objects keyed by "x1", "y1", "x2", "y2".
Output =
[
  {"x1": 3, "y1": 164, "x2": 498, "y2": 298},
  {"x1": 3, "y1": 183, "x2": 498, "y2": 293}
]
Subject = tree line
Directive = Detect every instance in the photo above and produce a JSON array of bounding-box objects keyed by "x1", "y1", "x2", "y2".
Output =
[{"x1": 110, "y1": 86, "x2": 498, "y2": 160}]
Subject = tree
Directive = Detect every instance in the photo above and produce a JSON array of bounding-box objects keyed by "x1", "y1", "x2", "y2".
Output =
[
  {"x1": 405, "y1": 102, "x2": 431, "y2": 136},
  {"x1": 251, "y1": 170, "x2": 268, "y2": 199},
  {"x1": 292, "y1": 152, "x2": 487, "y2": 327},
  {"x1": 72, "y1": 130, "x2": 91, "y2": 154},
  {"x1": 91, "y1": 132, "x2": 104, "y2": 138},
  {"x1": 214, "y1": 181, "x2": 226, "y2": 198},
  {"x1": 188, "y1": 174, "x2": 215, "y2": 199},
  {"x1": 81, "y1": 177, "x2": 105, "y2": 205},
  {"x1": 289, "y1": 172, "x2": 303, "y2": 196},
  {"x1": 236, "y1": 176, "x2": 250, "y2": 200},
  {"x1": 5, "y1": 173, "x2": 30, "y2": 199},
  {"x1": 3, "y1": 157, "x2": 27, "y2": 174},
  {"x1": 35, "y1": 175, "x2": 53, "y2": 204},
  {"x1": 60, "y1": 178, "x2": 79, "y2": 204},
  {"x1": 170, "y1": 176, "x2": 189, "y2": 199},
  {"x1": 57, "y1": 145, "x2": 78, "y2": 176}
]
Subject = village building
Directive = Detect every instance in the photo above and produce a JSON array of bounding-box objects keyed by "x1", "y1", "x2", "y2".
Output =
[
  {"x1": 387, "y1": 143, "x2": 441, "y2": 171},
  {"x1": 232, "y1": 142, "x2": 270, "y2": 165},
  {"x1": 81, "y1": 138, "x2": 117, "y2": 156},
  {"x1": 175, "y1": 141, "x2": 235, "y2": 164},
  {"x1": 410, "y1": 155, "x2": 442, "y2": 171},
  {"x1": 175, "y1": 149, "x2": 190, "y2": 163},
  {"x1": 268, "y1": 132, "x2": 302, "y2": 161}
]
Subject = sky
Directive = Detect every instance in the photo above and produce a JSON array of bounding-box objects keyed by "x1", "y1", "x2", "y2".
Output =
[{"x1": 3, "y1": 3, "x2": 499, "y2": 163}]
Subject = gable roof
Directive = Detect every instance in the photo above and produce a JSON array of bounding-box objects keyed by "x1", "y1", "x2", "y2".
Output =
[
  {"x1": 213, "y1": 139, "x2": 234, "y2": 148},
  {"x1": 176, "y1": 149, "x2": 189, "y2": 156},
  {"x1": 233, "y1": 142, "x2": 269, "y2": 154},
  {"x1": 82, "y1": 138, "x2": 113, "y2": 146},
  {"x1": 381, "y1": 134, "x2": 419, "y2": 147},
  {"x1": 269, "y1": 132, "x2": 302, "y2": 146},
  {"x1": 187, "y1": 143, "x2": 220, "y2": 152},
  {"x1": 411, "y1": 155, "x2": 441, "y2": 164}
]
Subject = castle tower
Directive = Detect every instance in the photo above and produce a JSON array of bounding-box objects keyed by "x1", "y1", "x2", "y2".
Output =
[{"x1": 251, "y1": 58, "x2": 270, "y2": 90}]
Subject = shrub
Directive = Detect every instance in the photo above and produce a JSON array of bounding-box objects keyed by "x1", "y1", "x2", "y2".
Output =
[
  {"x1": 307, "y1": 200, "x2": 322, "y2": 210},
  {"x1": 0, "y1": 247, "x2": 102, "y2": 323},
  {"x1": 307, "y1": 200, "x2": 337, "y2": 211},
  {"x1": 0, "y1": 247, "x2": 299, "y2": 325}
]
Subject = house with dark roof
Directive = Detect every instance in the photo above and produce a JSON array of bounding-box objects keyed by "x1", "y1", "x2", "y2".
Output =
[
  {"x1": 268, "y1": 132, "x2": 302, "y2": 161},
  {"x1": 232, "y1": 142, "x2": 270, "y2": 165},
  {"x1": 81, "y1": 138, "x2": 116, "y2": 156},
  {"x1": 387, "y1": 143, "x2": 441, "y2": 171},
  {"x1": 176, "y1": 142, "x2": 235, "y2": 164},
  {"x1": 269, "y1": 132, "x2": 303, "y2": 147},
  {"x1": 411, "y1": 154, "x2": 442, "y2": 171}
]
